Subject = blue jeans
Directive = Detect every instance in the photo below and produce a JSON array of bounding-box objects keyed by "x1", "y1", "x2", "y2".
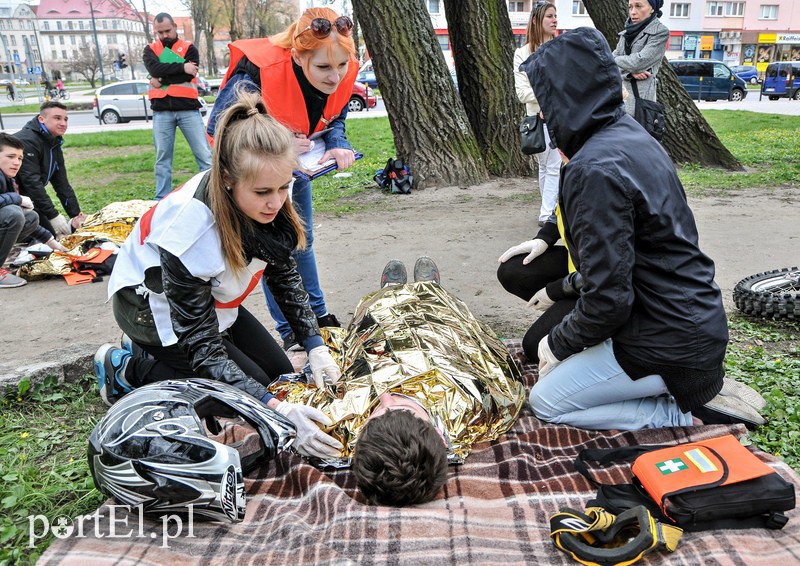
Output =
[
  {"x1": 153, "y1": 110, "x2": 212, "y2": 200},
  {"x1": 262, "y1": 177, "x2": 328, "y2": 339},
  {"x1": 530, "y1": 339, "x2": 693, "y2": 430}
]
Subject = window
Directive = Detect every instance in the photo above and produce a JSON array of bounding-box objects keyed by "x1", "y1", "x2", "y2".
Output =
[
  {"x1": 79, "y1": 21, "x2": 84, "y2": 30},
  {"x1": 61, "y1": 49, "x2": 67, "y2": 59},
  {"x1": 102, "y1": 20, "x2": 108, "y2": 29},
  {"x1": 725, "y1": 2, "x2": 744, "y2": 16},
  {"x1": 49, "y1": 36, "x2": 55, "y2": 45},
  {"x1": 43, "y1": 21, "x2": 50, "y2": 30},
  {"x1": 670, "y1": 3, "x2": 690, "y2": 17},
  {"x1": 70, "y1": 36, "x2": 76, "y2": 44},
  {"x1": 67, "y1": 21, "x2": 73, "y2": 30},
  {"x1": 57, "y1": 21, "x2": 62, "y2": 30},
  {"x1": 713, "y1": 63, "x2": 730, "y2": 78},
  {"x1": 112, "y1": 20, "x2": 119, "y2": 29},
  {"x1": 428, "y1": 0, "x2": 440, "y2": 13},
  {"x1": 437, "y1": 35, "x2": 450, "y2": 51},
  {"x1": 59, "y1": 36, "x2": 65, "y2": 45},
  {"x1": 668, "y1": 35, "x2": 683, "y2": 50},
  {"x1": 759, "y1": 5, "x2": 778, "y2": 19},
  {"x1": 707, "y1": 1, "x2": 723, "y2": 16},
  {"x1": 573, "y1": 1, "x2": 588, "y2": 15},
  {"x1": 508, "y1": 1, "x2": 525, "y2": 10},
  {"x1": 51, "y1": 49, "x2": 57, "y2": 59},
  {"x1": 9, "y1": 35, "x2": 15, "y2": 46},
  {"x1": 107, "y1": 34, "x2": 117, "y2": 44}
]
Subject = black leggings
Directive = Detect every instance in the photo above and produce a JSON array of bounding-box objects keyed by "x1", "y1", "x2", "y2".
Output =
[
  {"x1": 496, "y1": 247, "x2": 575, "y2": 363},
  {"x1": 126, "y1": 306, "x2": 293, "y2": 388}
]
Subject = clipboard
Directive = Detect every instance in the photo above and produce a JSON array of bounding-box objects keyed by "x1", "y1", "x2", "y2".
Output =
[{"x1": 294, "y1": 152, "x2": 363, "y2": 181}]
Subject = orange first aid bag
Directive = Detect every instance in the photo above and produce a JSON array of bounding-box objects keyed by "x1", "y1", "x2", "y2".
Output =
[{"x1": 577, "y1": 434, "x2": 795, "y2": 532}]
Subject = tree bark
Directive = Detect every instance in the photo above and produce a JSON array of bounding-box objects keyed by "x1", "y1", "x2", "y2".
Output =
[
  {"x1": 444, "y1": 0, "x2": 530, "y2": 176},
  {"x1": 584, "y1": 0, "x2": 741, "y2": 169},
  {"x1": 351, "y1": 0, "x2": 488, "y2": 189}
]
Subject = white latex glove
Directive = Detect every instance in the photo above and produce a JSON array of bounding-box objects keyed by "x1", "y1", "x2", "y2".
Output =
[
  {"x1": 45, "y1": 237, "x2": 69, "y2": 253},
  {"x1": 49, "y1": 214, "x2": 71, "y2": 238},
  {"x1": 498, "y1": 239, "x2": 548, "y2": 265},
  {"x1": 538, "y1": 335, "x2": 561, "y2": 376},
  {"x1": 307, "y1": 345, "x2": 341, "y2": 389},
  {"x1": 275, "y1": 401, "x2": 343, "y2": 459},
  {"x1": 19, "y1": 196, "x2": 34, "y2": 210},
  {"x1": 527, "y1": 287, "x2": 555, "y2": 312}
]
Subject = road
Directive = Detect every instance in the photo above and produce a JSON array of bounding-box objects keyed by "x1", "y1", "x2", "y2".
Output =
[
  {"x1": 0, "y1": 90, "x2": 796, "y2": 135},
  {"x1": 0, "y1": 96, "x2": 388, "y2": 133}
]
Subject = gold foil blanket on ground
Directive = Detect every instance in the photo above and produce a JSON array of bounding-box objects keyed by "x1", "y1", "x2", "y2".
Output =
[
  {"x1": 268, "y1": 281, "x2": 526, "y2": 464},
  {"x1": 17, "y1": 200, "x2": 154, "y2": 280}
]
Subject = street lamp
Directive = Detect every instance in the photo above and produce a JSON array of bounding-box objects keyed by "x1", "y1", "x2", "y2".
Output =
[{"x1": 88, "y1": 0, "x2": 106, "y2": 86}]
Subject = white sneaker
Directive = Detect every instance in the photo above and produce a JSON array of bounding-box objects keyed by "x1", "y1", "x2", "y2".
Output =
[{"x1": 0, "y1": 267, "x2": 26, "y2": 288}]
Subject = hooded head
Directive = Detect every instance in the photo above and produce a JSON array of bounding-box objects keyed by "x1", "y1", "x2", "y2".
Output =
[
  {"x1": 520, "y1": 27, "x2": 625, "y2": 159},
  {"x1": 648, "y1": 0, "x2": 664, "y2": 18}
]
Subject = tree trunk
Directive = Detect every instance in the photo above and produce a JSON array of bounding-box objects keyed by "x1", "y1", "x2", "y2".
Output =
[
  {"x1": 444, "y1": 0, "x2": 530, "y2": 176},
  {"x1": 351, "y1": 0, "x2": 487, "y2": 189},
  {"x1": 584, "y1": 0, "x2": 741, "y2": 169}
]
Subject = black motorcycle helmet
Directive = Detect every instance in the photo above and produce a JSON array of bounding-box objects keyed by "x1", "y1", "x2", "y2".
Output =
[{"x1": 88, "y1": 379, "x2": 295, "y2": 522}]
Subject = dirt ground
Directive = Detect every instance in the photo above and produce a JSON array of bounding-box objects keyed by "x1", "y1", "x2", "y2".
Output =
[{"x1": 1, "y1": 179, "x2": 798, "y2": 386}]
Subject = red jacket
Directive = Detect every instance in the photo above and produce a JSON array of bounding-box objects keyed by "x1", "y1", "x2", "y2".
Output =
[{"x1": 223, "y1": 38, "x2": 357, "y2": 134}]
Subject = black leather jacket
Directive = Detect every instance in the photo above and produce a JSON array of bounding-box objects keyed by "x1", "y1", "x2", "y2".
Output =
[{"x1": 114, "y1": 178, "x2": 319, "y2": 401}]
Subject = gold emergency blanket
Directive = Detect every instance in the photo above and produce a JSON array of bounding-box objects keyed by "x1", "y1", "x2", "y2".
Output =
[
  {"x1": 269, "y1": 281, "x2": 526, "y2": 465},
  {"x1": 18, "y1": 200, "x2": 154, "y2": 279}
]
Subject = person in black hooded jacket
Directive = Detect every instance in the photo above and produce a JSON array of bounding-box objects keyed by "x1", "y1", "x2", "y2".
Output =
[{"x1": 518, "y1": 28, "x2": 741, "y2": 430}]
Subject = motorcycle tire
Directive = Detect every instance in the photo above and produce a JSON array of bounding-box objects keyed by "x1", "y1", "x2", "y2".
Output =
[{"x1": 733, "y1": 267, "x2": 800, "y2": 320}]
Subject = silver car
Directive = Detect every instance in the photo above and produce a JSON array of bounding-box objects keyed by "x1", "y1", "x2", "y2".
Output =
[{"x1": 93, "y1": 79, "x2": 207, "y2": 125}]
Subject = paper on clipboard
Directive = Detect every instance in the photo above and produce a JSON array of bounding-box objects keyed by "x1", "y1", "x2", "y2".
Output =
[{"x1": 298, "y1": 140, "x2": 335, "y2": 174}]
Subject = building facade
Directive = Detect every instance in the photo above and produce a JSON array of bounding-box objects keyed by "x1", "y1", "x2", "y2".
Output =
[
  {"x1": 0, "y1": 2, "x2": 42, "y2": 80},
  {"x1": 33, "y1": 0, "x2": 147, "y2": 81}
]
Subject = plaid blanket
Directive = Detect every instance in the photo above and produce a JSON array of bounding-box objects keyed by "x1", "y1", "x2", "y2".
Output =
[{"x1": 41, "y1": 342, "x2": 800, "y2": 565}]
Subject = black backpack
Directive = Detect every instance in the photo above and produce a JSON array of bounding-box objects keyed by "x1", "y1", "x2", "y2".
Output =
[{"x1": 374, "y1": 158, "x2": 412, "y2": 194}]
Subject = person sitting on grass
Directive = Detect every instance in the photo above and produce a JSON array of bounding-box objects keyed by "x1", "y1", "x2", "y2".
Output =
[
  {"x1": 0, "y1": 132, "x2": 68, "y2": 289},
  {"x1": 268, "y1": 257, "x2": 526, "y2": 506}
]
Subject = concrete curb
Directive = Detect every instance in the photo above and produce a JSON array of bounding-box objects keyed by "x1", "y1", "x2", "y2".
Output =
[{"x1": 0, "y1": 344, "x2": 95, "y2": 391}]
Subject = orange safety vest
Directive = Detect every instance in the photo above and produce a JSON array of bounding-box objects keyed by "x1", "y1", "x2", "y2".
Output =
[
  {"x1": 223, "y1": 38, "x2": 358, "y2": 135},
  {"x1": 148, "y1": 39, "x2": 199, "y2": 101}
]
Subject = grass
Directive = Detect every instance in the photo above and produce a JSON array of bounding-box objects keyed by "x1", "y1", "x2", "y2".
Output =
[
  {"x1": 0, "y1": 375, "x2": 106, "y2": 565},
  {"x1": 2, "y1": 108, "x2": 799, "y2": 562},
  {"x1": 60, "y1": 116, "x2": 395, "y2": 215},
  {"x1": 677, "y1": 111, "x2": 800, "y2": 195}
]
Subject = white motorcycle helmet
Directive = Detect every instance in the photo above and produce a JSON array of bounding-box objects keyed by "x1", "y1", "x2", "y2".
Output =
[{"x1": 88, "y1": 379, "x2": 295, "y2": 522}]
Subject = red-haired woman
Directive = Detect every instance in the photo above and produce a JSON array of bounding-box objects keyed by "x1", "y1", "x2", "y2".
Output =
[{"x1": 208, "y1": 7, "x2": 358, "y2": 350}]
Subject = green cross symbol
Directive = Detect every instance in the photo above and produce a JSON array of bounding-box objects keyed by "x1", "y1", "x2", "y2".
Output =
[{"x1": 657, "y1": 458, "x2": 688, "y2": 474}]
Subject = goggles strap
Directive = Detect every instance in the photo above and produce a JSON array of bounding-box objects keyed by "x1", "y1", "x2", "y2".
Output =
[{"x1": 550, "y1": 505, "x2": 683, "y2": 566}]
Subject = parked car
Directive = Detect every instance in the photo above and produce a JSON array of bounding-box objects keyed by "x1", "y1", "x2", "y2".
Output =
[
  {"x1": 356, "y1": 70, "x2": 377, "y2": 89},
  {"x1": 196, "y1": 76, "x2": 210, "y2": 96},
  {"x1": 349, "y1": 81, "x2": 377, "y2": 112},
  {"x1": 206, "y1": 77, "x2": 223, "y2": 95},
  {"x1": 729, "y1": 65, "x2": 760, "y2": 84},
  {"x1": 669, "y1": 59, "x2": 747, "y2": 102},
  {"x1": 761, "y1": 61, "x2": 800, "y2": 100},
  {"x1": 92, "y1": 79, "x2": 208, "y2": 124}
]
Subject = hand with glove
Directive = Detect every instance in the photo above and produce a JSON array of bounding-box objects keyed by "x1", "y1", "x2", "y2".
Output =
[
  {"x1": 275, "y1": 401, "x2": 343, "y2": 459},
  {"x1": 45, "y1": 237, "x2": 69, "y2": 253},
  {"x1": 538, "y1": 335, "x2": 561, "y2": 376},
  {"x1": 19, "y1": 196, "x2": 34, "y2": 211},
  {"x1": 49, "y1": 214, "x2": 72, "y2": 238},
  {"x1": 498, "y1": 239, "x2": 548, "y2": 265},
  {"x1": 307, "y1": 345, "x2": 341, "y2": 389},
  {"x1": 527, "y1": 287, "x2": 555, "y2": 312}
]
